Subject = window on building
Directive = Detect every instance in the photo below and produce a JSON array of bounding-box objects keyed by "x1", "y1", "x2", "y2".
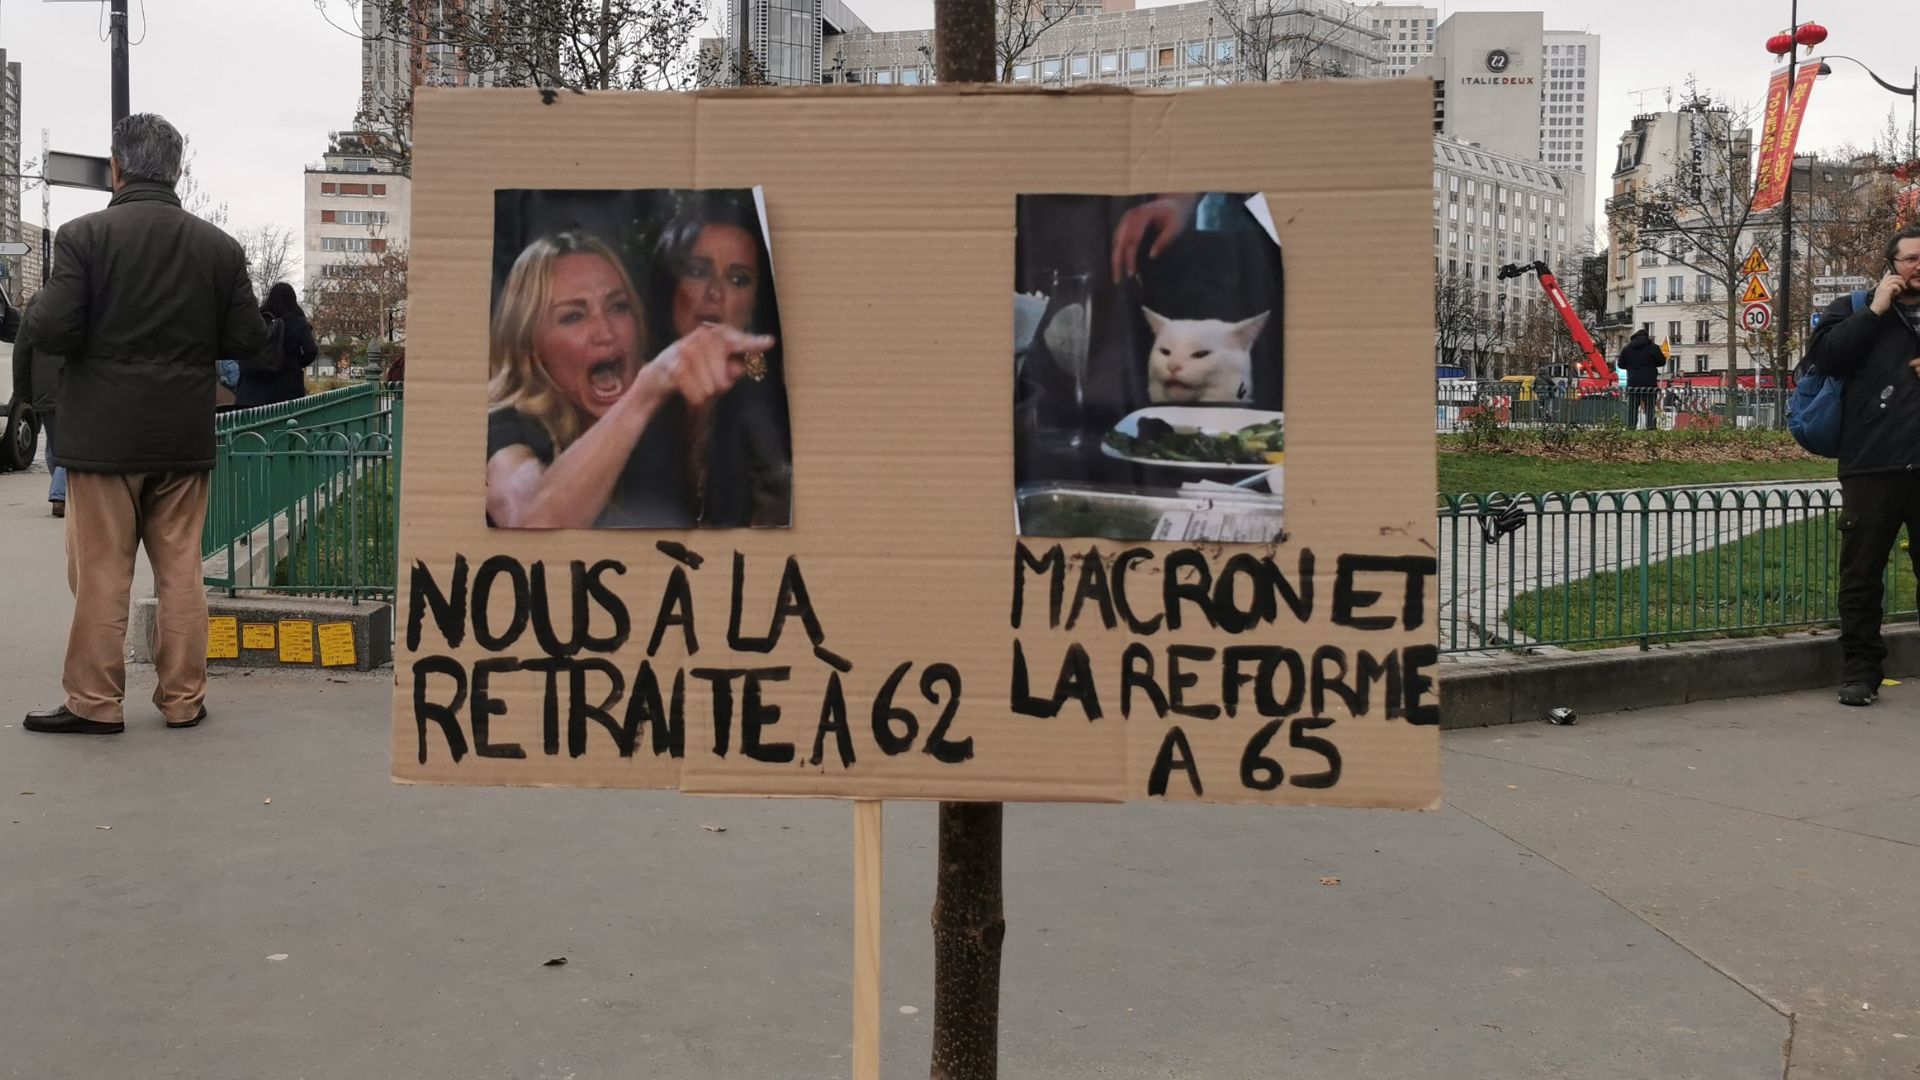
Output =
[
  {"x1": 1100, "y1": 52, "x2": 1119, "y2": 72},
  {"x1": 1668, "y1": 320, "x2": 1682, "y2": 343},
  {"x1": 321, "y1": 182, "x2": 336, "y2": 195},
  {"x1": 1014, "y1": 64, "x2": 1032, "y2": 80},
  {"x1": 1695, "y1": 319, "x2": 1711, "y2": 343},
  {"x1": 1448, "y1": 204, "x2": 1458, "y2": 220},
  {"x1": 1449, "y1": 258, "x2": 1459, "y2": 274},
  {"x1": 343, "y1": 158, "x2": 371, "y2": 173},
  {"x1": 371, "y1": 184, "x2": 387, "y2": 196},
  {"x1": 1695, "y1": 355, "x2": 1709, "y2": 373},
  {"x1": 1697, "y1": 275, "x2": 1713, "y2": 300},
  {"x1": 1069, "y1": 55, "x2": 1089, "y2": 76},
  {"x1": 1042, "y1": 59, "x2": 1062, "y2": 78},
  {"x1": 1448, "y1": 229, "x2": 1458, "y2": 247},
  {"x1": 1642, "y1": 322, "x2": 1655, "y2": 337},
  {"x1": 1667, "y1": 275, "x2": 1684, "y2": 301},
  {"x1": 1449, "y1": 175, "x2": 1459, "y2": 192},
  {"x1": 875, "y1": 70, "x2": 894, "y2": 84},
  {"x1": 338, "y1": 183, "x2": 369, "y2": 197},
  {"x1": 1129, "y1": 50, "x2": 1147, "y2": 71},
  {"x1": 320, "y1": 237, "x2": 373, "y2": 253},
  {"x1": 1157, "y1": 47, "x2": 1174, "y2": 67},
  {"x1": 1641, "y1": 278, "x2": 1657, "y2": 302},
  {"x1": 903, "y1": 69, "x2": 924, "y2": 85},
  {"x1": 1215, "y1": 41, "x2": 1233, "y2": 61}
]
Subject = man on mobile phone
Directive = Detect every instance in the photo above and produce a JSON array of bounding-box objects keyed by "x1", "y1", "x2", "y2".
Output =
[{"x1": 1804, "y1": 225, "x2": 1920, "y2": 707}]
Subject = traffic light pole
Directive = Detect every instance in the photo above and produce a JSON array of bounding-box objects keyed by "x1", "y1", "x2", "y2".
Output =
[{"x1": 109, "y1": 0, "x2": 130, "y2": 127}]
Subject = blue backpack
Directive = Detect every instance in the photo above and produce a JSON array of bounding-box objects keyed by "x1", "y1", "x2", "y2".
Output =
[{"x1": 1787, "y1": 290, "x2": 1867, "y2": 458}]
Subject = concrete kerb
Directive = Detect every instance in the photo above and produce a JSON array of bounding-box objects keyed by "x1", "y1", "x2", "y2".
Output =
[
  {"x1": 1439, "y1": 624, "x2": 1920, "y2": 728},
  {"x1": 130, "y1": 594, "x2": 392, "y2": 672}
]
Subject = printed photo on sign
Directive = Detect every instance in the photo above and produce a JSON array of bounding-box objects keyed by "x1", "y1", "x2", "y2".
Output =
[
  {"x1": 1013, "y1": 193, "x2": 1284, "y2": 543},
  {"x1": 487, "y1": 187, "x2": 792, "y2": 530}
]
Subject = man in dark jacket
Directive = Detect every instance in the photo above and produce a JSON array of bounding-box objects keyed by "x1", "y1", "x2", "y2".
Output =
[
  {"x1": 10, "y1": 294, "x2": 66, "y2": 515},
  {"x1": 1804, "y1": 225, "x2": 1920, "y2": 707},
  {"x1": 23, "y1": 114, "x2": 267, "y2": 735},
  {"x1": 1617, "y1": 329, "x2": 1665, "y2": 430}
]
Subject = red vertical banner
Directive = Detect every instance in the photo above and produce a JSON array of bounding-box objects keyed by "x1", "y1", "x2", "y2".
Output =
[{"x1": 1752, "y1": 65, "x2": 1818, "y2": 211}]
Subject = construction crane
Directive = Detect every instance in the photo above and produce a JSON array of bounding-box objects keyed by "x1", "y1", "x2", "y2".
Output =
[{"x1": 1497, "y1": 260, "x2": 1616, "y2": 390}]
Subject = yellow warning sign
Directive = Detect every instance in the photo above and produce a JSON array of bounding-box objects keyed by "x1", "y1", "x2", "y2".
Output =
[
  {"x1": 1740, "y1": 247, "x2": 1771, "y2": 275},
  {"x1": 317, "y1": 623, "x2": 357, "y2": 668},
  {"x1": 207, "y1": 617, "x2": 239, "y2": 660},
  {"x1": 1741, "y1": 275, "x2": 1773, "y2": 303},
  {"x1": 242, "y1": 623, "x2": 276, "y2": 650},
  {"x1": 279, "y1": 620, "x2": 314, "y2": 664}
]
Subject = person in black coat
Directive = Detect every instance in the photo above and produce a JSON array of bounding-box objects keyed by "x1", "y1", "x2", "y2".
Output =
[
  {"x1": 1804, "y1": 225, "x2": 1920, "y2": 706},
  {"x1": 234, "y1": 281, "x2": 318, "y2": 409},
  {"x1": 1616, "y1": 329, "x2": 1665, "y2": 430}
]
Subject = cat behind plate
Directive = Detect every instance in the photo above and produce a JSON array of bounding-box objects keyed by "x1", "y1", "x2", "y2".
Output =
[{"x1": 1143, "y1": 308, "x2": 1270, "y2": 404}]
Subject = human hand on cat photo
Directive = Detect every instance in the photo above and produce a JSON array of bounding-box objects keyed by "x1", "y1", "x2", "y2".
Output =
[{"x1": 1110, "y1": 194, "x2": 1200, "y2": 282}]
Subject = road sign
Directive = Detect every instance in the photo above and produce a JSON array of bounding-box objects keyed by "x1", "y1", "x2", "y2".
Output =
[
  {"x1": 1741, "y1": 275, "x2": 1774, "y2": 303},
  {"x1": 0, "y1": 243, "x2": 29, "y2": 257},
  {"x1": 45, "y1": 151, "x2": 112, "y2": 192},
  {"x1": 1813, "y1": 274, "x2": 1869, "y2": 288},
  {"x1": 1742, "y1": 302, "x2": 1774, "y2": 333},
  {"x1": 1740, "y1": 247, "x2": 1772, "y2": 275}
]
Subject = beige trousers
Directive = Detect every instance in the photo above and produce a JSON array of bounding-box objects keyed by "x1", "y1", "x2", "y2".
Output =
[{"x1": 63, "y1": 471, "x2": 211, "y2": 725}]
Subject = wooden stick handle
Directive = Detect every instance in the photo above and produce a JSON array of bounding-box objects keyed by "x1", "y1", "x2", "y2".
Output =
[{"x1": 853, "y1": 799, "x2": 884, "y2": 1080}]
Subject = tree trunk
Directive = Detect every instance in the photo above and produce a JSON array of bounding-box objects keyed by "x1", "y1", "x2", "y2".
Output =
[
  {"x1": 931, "y1": 6, "x2": 1005, "y2": 1079},
  {"x1": 1723, "y1": 283, "x2": 1739, "y2": 421},
  {"x1": 930, "y1": 802, "x2": 1005, "y2": 1080}
]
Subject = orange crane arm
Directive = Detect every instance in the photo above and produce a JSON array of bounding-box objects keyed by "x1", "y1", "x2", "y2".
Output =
[{"x1": 1497, "y1": 260, "x2": 1616, "y2": 387}]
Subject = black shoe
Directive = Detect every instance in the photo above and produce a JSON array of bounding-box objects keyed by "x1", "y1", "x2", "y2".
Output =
[
  {"x1": 167, "y1": 706, "x2": 207, "y2": 730},
  {"x1": 1838, "y1": 682, "x2": 1879, "y2": 707},
  {"x1": 24, "y1": 706, "x2": 124, "y2": 734}
]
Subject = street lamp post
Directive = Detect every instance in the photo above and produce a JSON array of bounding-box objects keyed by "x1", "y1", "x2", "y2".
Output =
[{"x1": 1815, "y1": 54, "x2": 1919, "y2": 165}]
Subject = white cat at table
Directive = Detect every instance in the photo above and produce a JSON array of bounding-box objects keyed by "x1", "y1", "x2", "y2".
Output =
[{"x1": 1143, "y1": 308, "x2": 1270, "y2": 404}]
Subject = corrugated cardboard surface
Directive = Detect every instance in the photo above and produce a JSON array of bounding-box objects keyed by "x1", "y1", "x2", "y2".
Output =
[{"x1": 393, "y1": 81, "x2": 1440, "y2": 807}]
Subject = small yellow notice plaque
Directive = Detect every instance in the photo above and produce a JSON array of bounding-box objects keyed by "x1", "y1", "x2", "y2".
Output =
[
  {"x1": 207, "y1": 617, "x2": 239, "y2": 659},
  {"x1": 317, "y1": 623, "x2": 357, "y2": 668},
  {"x1": 242, "y1": 623, "x2": 276, "y2": 650},
  {"x1": 279, "y1": 620, "x2": 314, "y2": 664}
]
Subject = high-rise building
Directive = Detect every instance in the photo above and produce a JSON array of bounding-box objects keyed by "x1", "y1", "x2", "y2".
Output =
[
  {"x1": 1368, "y1": 4, "x2": 1435, "y2": 78},
  {"x1": 361, "y1": 0, "x2": 503, "y2": 122},
  {"x1": 1409, "y1": 11, "x2": 1599, "y2": 251},
  {"x1": 1541, "y1": 30, "x2": 1597, "y2": 175},
  {"x1": 716, "y1": 0, "x2": 871, "y2": 86},
  {"x1": 0, "y1": 51, "x2": 22, "y2": 293}
]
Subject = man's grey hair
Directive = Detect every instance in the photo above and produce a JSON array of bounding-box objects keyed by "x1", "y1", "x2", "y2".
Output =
[{"x1": 110, "y1": 113, "x2": 185, "y2": 186}]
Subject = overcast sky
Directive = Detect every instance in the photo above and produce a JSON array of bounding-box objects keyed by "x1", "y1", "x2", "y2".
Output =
[{"x1": 5, "y1": 0, "x2": 1914, "y2": 274}]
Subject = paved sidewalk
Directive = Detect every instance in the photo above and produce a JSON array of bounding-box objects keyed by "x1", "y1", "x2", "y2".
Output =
[
  {"x1": 1, "y1": 465, "x2": 1911, "y2": 1079},
  {"x1": 1448, "y1": 689, "x2": 1920, "y2": 1080}
]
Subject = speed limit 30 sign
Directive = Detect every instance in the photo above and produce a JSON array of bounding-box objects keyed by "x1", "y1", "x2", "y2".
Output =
[{"x1": 1741, "y1": 302, "x2": 1773, "y2": 333}]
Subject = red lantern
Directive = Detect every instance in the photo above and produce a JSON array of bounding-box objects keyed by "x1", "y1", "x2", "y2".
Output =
[
  {"x1": 1794, "y1": 22, "x2": 1828, "y2": 47},
  {"x1": 1766, "y1": 32, "x2": 1794, "y2": 56}
]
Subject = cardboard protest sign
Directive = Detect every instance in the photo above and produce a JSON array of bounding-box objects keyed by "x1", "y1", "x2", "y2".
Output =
[{"x1": 393, "y1": 82, "x2": 1440, "y2": 807}]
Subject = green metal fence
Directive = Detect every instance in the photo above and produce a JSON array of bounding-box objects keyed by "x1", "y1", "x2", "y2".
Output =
[
  {"x1": 203, "y1": 384, "x2": 402, "y2": 603},
  {"x1": 199, "y1": 387, "x2": 1912, "y2": 650},
  {"x1": 1439, "y1": 485, "x2": 1917, "y2": 653}
]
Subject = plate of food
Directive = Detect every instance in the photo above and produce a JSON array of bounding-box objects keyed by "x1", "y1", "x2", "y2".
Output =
[{"x1": 1100, "y1": 406, "x2": 1284, "y2": 473}]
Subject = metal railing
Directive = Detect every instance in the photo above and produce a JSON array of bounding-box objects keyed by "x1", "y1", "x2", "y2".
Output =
[
  {"x1": 203, "y1": 384, "x2": 402, "y2": 603},
  {"x1": 1437, "y1": 380, "x2": 1792, "y2": 433},
  {"x1": 1439, "y1": 484, "x2": 1916, "y2": 654}
]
